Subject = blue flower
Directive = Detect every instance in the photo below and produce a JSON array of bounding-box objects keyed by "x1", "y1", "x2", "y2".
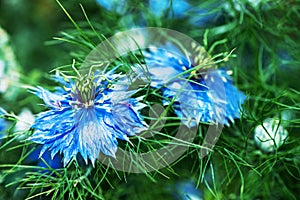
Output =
[
  {"x1": 0, "y1": 118, "x2": 7, "y2": 139},
  {"x1": 0, "y1": 108, "x2": 8, "y2": 140},
  {"x1": 142, "y1": 43, "x2": 246, "y2": 127},
  {"x1": 0, "y1": 114, "x2": 5, "y2": 133},
  {"x1": 149, "y1": 0, "x2": 190, "y2": 18},
  {"x1": 149, "y1": 0, "x2": 220, "y2": 27},
  {"x1": 96, "y1": 0, "x2": 220, "y2": 28},
  {"x1": 173, "y1": 180, "x2": 203, "y2": 200},
  {"x1": 29, "y1": 71, "x2": 147, "y2": 166},
  {"x1": 96, "y1": 0, "x2": 127, "y2": 15}
]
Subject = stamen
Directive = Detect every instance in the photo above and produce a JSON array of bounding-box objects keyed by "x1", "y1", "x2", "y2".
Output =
[{"x1": 70, "y1": 74, "x2": 98, "y2": 108}]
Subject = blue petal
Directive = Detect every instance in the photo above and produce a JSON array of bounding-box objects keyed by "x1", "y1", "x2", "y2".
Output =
[
  {"x1": 96, "y1": 0, "x2": 127, "y2": 14},
  {"x1": 143, "y1": 46, "x2": 191, "y2": 87},
  {"x1": 111, "y1": 102, "x2": 148, "y2": 136},
  {"x1": 149, "y1": 0, "x2": 170, "y2": 17},
  {"x1": 51, "y1": 74, "x2": 74, "y2": 89},
  {"x1": 75, "y1": 108, "x2": 118, "y2": 166},
  {"x1": 0, "y1": 118, "x2": 8, "y2": 139},
  {"x1": 163, "y1": 80, "x2": 208, "y2": 127},
  {"x1": 149, "y1": 0, "x2": 191, "y2": 18},
  {"x1": 163, "y1": 70, "x2": 246, "y2": 127},
  {"x1": 202, "y1": 70, "x2": 246, "y2": 124},
  {"x1": 32, "y1": 109, "x2": 73, "y2": 132},
  {"x1": 175, "y1": 180, "x2": 203, "y2": 200},
  {"x1": 0, "y1": 118, "x2": 6, "y2": 131},
  {"x1": 171, "y1": 0, "x2": 191, "y2": 17},
  {"x1": 32, "y1": 87, "x2": 67, "y2": 109}
]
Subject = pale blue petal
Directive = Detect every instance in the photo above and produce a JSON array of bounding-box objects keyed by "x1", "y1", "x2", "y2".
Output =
[
  {"x1": 32, "y1": 86, "x2": 67, "y2": 109},
  {"x1": 76, "y1": 108, "x2": 118, "y2": 165},
  {"x1": 112, "y1": 102, "x2": 148, "y2": 136}
]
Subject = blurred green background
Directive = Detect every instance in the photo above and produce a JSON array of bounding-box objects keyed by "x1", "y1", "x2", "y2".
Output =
[{"x1": 0, "y1": 0, "x2": 102, "y2": 73}]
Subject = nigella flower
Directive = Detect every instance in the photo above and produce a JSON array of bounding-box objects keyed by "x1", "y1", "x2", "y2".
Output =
[
  {"x1": 173, "y1": 180, "x2": 202, "y2": 200},
  {"x1": 0, "y1": 118, "x2": 6, "y2": 132},
  {"x1": 96, "y1": 0, "x2": 126, "y2": 14},
  {"x1": 0, "y1": 110, "x2": 5, "y2": 132},
  {"x1": 0, "y1": 108, "x2": 8, "y2": 140},
  {"x1": 149, "y1": 0, "x2": 220, "y2": 27},
  {"x1": 141, "y1": 43, "x2": 246, "y2": 127},
  {"x1": 96, "y1": 0, "x2": 220, "y2": 28},
  {"x1": 29, "y1": 70, "x2": 147, "y2": 166},
  {"x1": 0, "y1": 118, "x2": 7, "y2": 141}
]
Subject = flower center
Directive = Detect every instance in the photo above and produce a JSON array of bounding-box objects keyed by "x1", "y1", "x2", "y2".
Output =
[
  {"x1": 70, "y1": 75, "x2": 96, "y2": 109},
  {"x1": 181, "y1": 43, "x2": 216, "y2": 80}
]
